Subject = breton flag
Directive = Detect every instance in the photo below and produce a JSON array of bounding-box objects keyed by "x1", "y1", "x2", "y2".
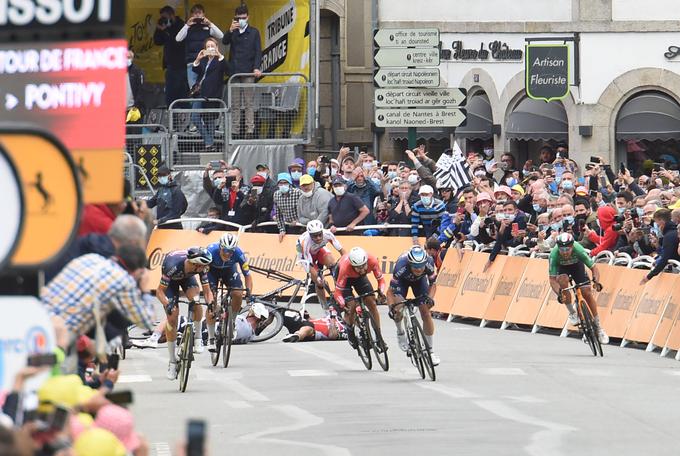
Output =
[{"x1": 433, "y1": 142, "x2": 470, "y2": 193}]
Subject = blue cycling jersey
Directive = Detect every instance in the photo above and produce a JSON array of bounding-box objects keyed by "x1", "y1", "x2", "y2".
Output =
[
  {"x1": 391, "y1": 254, "x2": 436, "y2": 284},
  {"x1": 160, "y1": 250, "x2": 209, "y2": 286},
  {"x1": 207, "y1": 243, "x2": 250, "y2": 276}
]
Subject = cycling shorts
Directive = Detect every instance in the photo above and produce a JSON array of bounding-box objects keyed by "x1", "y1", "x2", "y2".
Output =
[
  {"x1": 164, "y1": 277, "x2": 200, "y2": 303},
  {"x1": 208, "y1": 267, "x2": 243, "y2": 290},
  {"x1": 311, "y1": 247, "x2": 332, "y2": 269},
  {"x1": 557, "y1": 262, "x2": 589, "y2": 287},
  {"x1": 337, "y1": 276, "x2": 374, "y2": 301},
  {"x1": 390, "y1": 276, "x2": 429, "y2": 301}
]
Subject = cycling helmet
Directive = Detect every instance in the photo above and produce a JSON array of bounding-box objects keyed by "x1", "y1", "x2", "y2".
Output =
[
  {"x1": 306, "y1": 219, "x2": 324, "y2": 235},
  {"x1": 407, "y1": 246, "x2": 428, "y2": 267},
  {"x1": 187, "y1": 247, "x2": 213, "y2": 265},
  {"x1": 219, "y1": 233, "x2": 238, "y2": 251},
  {"x1": 251, "y1": 302, "x2": 270, "y2": 320},
  {"x1": 348, "y1": 247, "x2": 368, "y2": 267},
  {"x1": 556, "y1": 232, "x2": 574, "y2": 248}
]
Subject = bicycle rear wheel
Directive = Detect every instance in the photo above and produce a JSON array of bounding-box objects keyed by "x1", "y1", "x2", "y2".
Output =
[
  {"x1": 222, "y1": 312, "x2": 233, "y2": 368},
  {"x1": 355, "y1": 320, "x2": 372, "y2": 370},
  {"x1": 248, "y1": 306, "x2": 284, "y2": 342},
  {"x1": 178, "y1": 326, "x2": 193, "y2": 392},
  {"x1": 411, "y1": 314, "x2": 436, "y2": 381},
  {"x1": 210, "y1": 314, "x2": 222, "y2": 367},
  {"x1": 578, "y1": 300, "x2": 600, "y2": 357},
  {"x1": 365, "y1": 311, "x2": 389, "y2": 371}
]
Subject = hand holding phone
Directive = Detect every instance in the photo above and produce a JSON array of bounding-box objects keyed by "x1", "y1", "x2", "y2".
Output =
[
  {"x1": 511, "y1": 222, "x2": 519, "y2": 235},
  {"x1": 108, "y1": 354, "x2": 120, "y2": 370},
  {"x1": 27, "y1": 353, "x2": 57, "y2": 367},
  {"x1": 187, "y1": 419, "x2": 206, "y2": 456}
]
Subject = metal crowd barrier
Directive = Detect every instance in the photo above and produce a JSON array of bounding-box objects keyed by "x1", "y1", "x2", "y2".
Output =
[
  {"x1": 227, "y1": 72, "x2": 312, "y2": 145},
  {"x1": 124, "y1": 124, "x2": 168, "y2": 195},
  {"x1": 168, "y1": 98, "x2": 228, "y2": 168}
]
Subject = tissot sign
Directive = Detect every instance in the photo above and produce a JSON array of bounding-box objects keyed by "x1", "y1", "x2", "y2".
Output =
[
  {"x1": 525, "y1": 44, "x2": 570, "y2": 102},
  {"x1": 0, "y1": 0, "x2": 123, "y2": 29}
]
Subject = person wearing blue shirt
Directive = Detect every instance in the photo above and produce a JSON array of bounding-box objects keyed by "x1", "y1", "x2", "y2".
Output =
[{"x1": 205, "y1": 233, "x2": 254, "y2": 352}]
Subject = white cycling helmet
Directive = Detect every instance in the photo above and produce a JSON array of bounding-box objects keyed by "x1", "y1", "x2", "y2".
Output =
[
  {"x1": 219, "y1": 233, "x2": 238, "y2": 251},
  {"x1": 306, "y1": 219, "x2": 324, "y2": 235},
  {"x1": 250, "y1": 302, "x2": 269, "y2": 320},
  {"x1": 348, "y1": 247, "x2": 368, "y2": 267}
]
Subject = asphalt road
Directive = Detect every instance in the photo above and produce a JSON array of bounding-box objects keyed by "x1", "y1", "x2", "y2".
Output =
[{"x1": 119, "y1": 305, "x2": 680, "y2": 456}]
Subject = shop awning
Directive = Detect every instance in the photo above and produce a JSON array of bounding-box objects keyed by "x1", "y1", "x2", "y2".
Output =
[
  {"x1": 616, "y1": 92, "x2": 680, "y2": 141},
  {"x1": 506, "y1": 97, "x2": 568, "y2": 141},
  {"x1": 454, "y1": 92, "x2": 493, "y2": 140},
  {"x1": 388, "y1": 128, "x2": 451, "y2": 141}
]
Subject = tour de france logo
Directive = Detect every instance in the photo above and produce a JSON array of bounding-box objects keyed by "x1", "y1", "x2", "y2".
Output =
[{"x1": 25, "y1": 326, "x2": 49, "y2": 355}]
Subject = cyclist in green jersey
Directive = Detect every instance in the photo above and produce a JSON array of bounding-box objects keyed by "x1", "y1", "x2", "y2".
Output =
[{"x1": 548, "y1": 233, "x2": 609, "y2": 344}]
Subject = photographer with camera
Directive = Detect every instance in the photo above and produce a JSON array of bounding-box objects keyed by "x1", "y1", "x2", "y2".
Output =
[
  {"x1": 469, "y1": 193, "x2": 497, "y2": 245},
  {"x1": 484, "y1": 200, "x2": 528, "y2": 271},
  {"x1": 640, "y1": 208, "x2": 680, "y2": 284},
  {"x1": 153, "y1": 5, "x2": 187, "y2": 106}
]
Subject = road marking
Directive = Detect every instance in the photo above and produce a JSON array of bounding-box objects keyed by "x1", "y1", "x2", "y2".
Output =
[
  {"x1": 194, "y1": 369, "x2": 244, "y2": 381},
  {"x1": 225, "y1": 400, "x2": 253, "y2": 409},
  {"x1": 117, "y1": 374, "x2": 153, "y2": 383},
  {"x1": 222, "y1": 380, "x2": 270, "y2": 402},
  {"x1": 288, "y1": 369, "x2": 337, "y2": 377},
  {"x1": 568, "y1": 368, "x2": 613, "y2": 377},
  {"x1": 479, "y1": 367, "x2": 527, "y2": 376},
  {"x1": 474, "y1": 400, "x2": 576, "y2": 456},
  {"x1": 504, "y1": 395, "x2": 546, "y2": 404},
  {"x1": 239, "y1": 404, "x2": 351, "y2": 456},
  {"x1": 416, "y1": 382, "x2": 479, "y2": 399},
  {"x1": 152, "y1": 442, "x2": 172, "y2": 456},
  {"x1": 291, "y1": 344, "x2": 362, "y2": 370},
  {"x1": 664, "y1": 370, "x2": 680, "y2": 376}
]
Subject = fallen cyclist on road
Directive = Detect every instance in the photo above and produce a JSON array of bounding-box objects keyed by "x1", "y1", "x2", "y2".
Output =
[
  {"x1": 282, "y1": 307, "x2": 348, "y2": 342},
  {"x1": 549, "y1": 233, "x2": 608, "y2": 344},
  {"x1": 386, "y1": 245, "x2": 440, "y2": 366}
]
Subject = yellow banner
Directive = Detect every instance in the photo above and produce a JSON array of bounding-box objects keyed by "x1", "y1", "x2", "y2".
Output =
[{"x1": 126, "y1": 0, "x2": 310, "y2": 84}]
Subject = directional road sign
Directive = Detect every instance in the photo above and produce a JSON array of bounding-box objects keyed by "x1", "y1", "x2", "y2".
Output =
[
  {"x1": 374, "y1": 48, "x2": 440, "y2": 68},
  {"x1": 375, "y1": 88, "x2": 466, "y2": 108},
  {"x1": 375, "y1": 108, "x2": 467, "y2": 128},
  {"x1": 374, "y1": 28, "x2": 440, "y2": 48},
  {"x1": 373, "y1": 69, "x2": 440, "y2": 88}
]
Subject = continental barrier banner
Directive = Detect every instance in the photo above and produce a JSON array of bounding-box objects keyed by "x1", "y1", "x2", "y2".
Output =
[
  {"x1": 144, "y1": 229, "x2": 416, "y2": 294},
  {"x1": 126, "y1": 0, "x2": 310, "y2": 84}
]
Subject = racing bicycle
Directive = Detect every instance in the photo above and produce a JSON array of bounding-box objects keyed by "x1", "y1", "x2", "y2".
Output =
[
  {"x1": 171, "y1": 297, "x2": 207, "y2": 392},
  {"x1": 345, "y1": 290, "x2": 389, "y2": 372},
  {"x1": 563, "y1": 280, "x2": 604, "y2": 357},
  {"x1": 392, "y1": 297, "x2": 436, "y2": 381},
  {"x1": 210, "y1": 284, "x2": 248, "y2": 368}
]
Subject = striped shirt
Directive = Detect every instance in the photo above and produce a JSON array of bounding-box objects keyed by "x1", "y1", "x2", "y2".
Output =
[
  {"x1": 41, "y1": 254, "x2": 156, "y2": 338},
  {"x1": 411, "y1": 198, "x2": 446, "y2": 238},
  {"x1": 273, "y1": 187, "x2": 302, "y2": 233}
]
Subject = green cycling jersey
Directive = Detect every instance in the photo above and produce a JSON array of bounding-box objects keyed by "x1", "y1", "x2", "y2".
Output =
[{"x1": 548, "y1": 242, "x2": 594, "y2": 276}]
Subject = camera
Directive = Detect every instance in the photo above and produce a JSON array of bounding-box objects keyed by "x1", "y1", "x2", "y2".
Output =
[
  {"x1": 318, "y1": 155, "x2": 330, "y2": 164},
  {"x1": 483, "y1": 216, "x2": 495, "y2": 226}
]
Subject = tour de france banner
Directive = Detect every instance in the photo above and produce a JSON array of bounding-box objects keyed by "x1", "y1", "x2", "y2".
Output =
[
  {"x1": 525, "y1": 44, "x2": 570, "y2": 103},
  {"x1": 126, "y1": 0, "x2": 310, "y2": 84}
]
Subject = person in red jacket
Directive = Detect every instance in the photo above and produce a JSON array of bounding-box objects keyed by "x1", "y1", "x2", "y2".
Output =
[{"x1": 584, "y1": 206, "x2": 619, "y2": 256}]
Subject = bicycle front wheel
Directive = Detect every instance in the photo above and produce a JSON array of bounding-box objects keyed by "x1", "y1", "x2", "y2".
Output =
[
  {"x1": 222, "y1": 312, "x2": 233, "y2": 368},
  {"x1": 178, "y1": 326, "x2": 194, "y2": 392},
  {"x1": 411, "y1": 314, "x2": 436, "y2": 381},
  {"x1": 579, "y1": 300, "x2": 602, "y2": 357},
  {"x1": 245, "y1": 306, "x2": 284, "y2": 342},
  {"x1": 355, "y1": 320, "x2": 372, "y2": 370},
  {"x1": 366, "y1": 311, "x2": 389, "y2": 371},
  {"x1": 210, "y1": 315, "x2": 222, "y2": 367}
]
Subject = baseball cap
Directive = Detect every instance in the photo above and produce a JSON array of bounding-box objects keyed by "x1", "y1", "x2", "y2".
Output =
[
  {"x1": 494, "y1": 185, "x2": 512, "y2": 197},
  {"x1": 342, "y1": 155, "x2": 355, "y2": 164},
  {"x1": 157, "y1": 165, "x2": 172, "y2": 176},
  {"x1": 74, "y1": 428, "x2": 126, "y2": 456},
  {"x1": 332, "y1": 175, "x2": 346, "y2": 185},
  {"x1": 255, "y1": 163, "x2": 269, "y2": 171},
  {"x1": 276, "y1": 173, "x2": 292, "y2": 185},
  {"x1": 418, "y1": 184, "x2": 434, "y2": 195},
  {"x1": 575, "y1": 186, "x2": 588, "y2": 196},
  {"x1": 511, "y1": 184, "x2": 525, "y2": 196},
  {"x1": 38, "y1": 375, "x2": 98, "y2": 412},
  {"x1": 95, "y1": 404, "x2": 141, "y2": 452},
  {"x1": 250, "y1": 175, "x2": 266, "y2": 185},
  {"x1": 330, "y1": 158, "x2": 340, "y2": 167},
  {"x1": 299, "y1": 174, "x2": 314, "y2": 185}
]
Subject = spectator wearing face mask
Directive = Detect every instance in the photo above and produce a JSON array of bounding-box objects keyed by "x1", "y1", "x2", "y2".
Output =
[
  {"x1": 254, "y1": 163, "x2": 277, "y2": 194},
  {"x1": 484, "y1": 200, "x2": 528, "y2": 270},
  {"x1": 328, "y1": 176, "x2": 369, "y2": 234},
  {"x1": 493, "y1": 186, "x2": 512, "y2": 204},
  {"x1": 411, "y1": 185, "x2": 446, "y2": 243},
  {"x1": 153, "y1": 6, "x2": 187, "y2": 106},
  {"x1": 298, "y1": 174, "x2": 333, "y2": 226},
  {"x1": 274, "y1": 173, "x2": 302, "y2": 242},
  {"x1": 240, "y1": 175, "x2": 275, "y2": 231},
  {"x1": 288, "y1": 159, "x2": 306, "y2": 187},
  {"x1": 584, "y1": 206, "x2": 619, "y2": 256},
  {"x1": 500, "y1": 153, "x2": 516, "y2": 172},
  {"x1": 126, "y1": 49, "x2": 145, "y2": 117},
  {"x1": 438, "y1": 188, "x2": 476, "y2": 245},
  {"x1": 211, "y1": 169, "x2": 245, "y2": 225},
  {"x1": 348, "y1": 168, "x2": 381, "y2": 225},
  {"x1": 405, "y1": 146, "x2": 437, "y2": 189},
  {"x1": 641, "y1": 208, "x2": 680, "y2": 284},
  {"x1": 558, "y1": 171, "x2": 576, "y2": 196},
  {"x1": 147, "y1": 165, "x2": 187, "y2": 230},
  {"x1": 469, "y1": 192, "x2": 493, "y2": 242},
  {"x1": 388, "y1": 180, "x2": 414, "y2": 236}
]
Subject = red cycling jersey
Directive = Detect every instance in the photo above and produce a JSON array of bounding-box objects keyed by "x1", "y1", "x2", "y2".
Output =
[{"x1": 333, "y1": 253, "x2": 386, "y2": 306}]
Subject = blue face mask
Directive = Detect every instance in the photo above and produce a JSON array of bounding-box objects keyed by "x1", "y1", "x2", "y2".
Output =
[
  {"x1": 371, "y1": 177, "x2": 381, "y2": 187},
  {"x1": 653, "y1": 222, "x2": 661, "y2": 234},
  {"x1": 387, "y1": 171, "x2": 398, "y2": 179},
  {"x1": 538, "y1": 224, "x2": 548, "y2": 233},
  {"x1": 238, "y1": 18, "x2": 248, "y2": 28},
  {"x1": 506, "y1": 178, "x2": 518, "y2": 187},
  {"x1": 564, "y1": 216, "x2": 575, "y2": 224},
  {"x1": 213, "y1": 178, "x2": 222, "y2": 187},
  {"x1": 617, "y1": 207, "x2": 625, "y2": 215},
  {"x1": 561, "y1": 180, "x2": 574, "y2": 190},
  {"x1": 307, "y1": 167, "x2": 316, "y2": 176},
  {"x1": 158, "y1": 176, "x2": 169, "y2": 185},
  {"x1": 421, "y1": 196, "x2": 432, "y2": 206},
  {"x1": 636, "y1": 207, "x2": 644, "y2": 217},
  {"x1": 291, "y1": 171, "x2": 302, "y2": 180},
  {"x1": 279, "y1": 184, "x2": 290, "y2": 194},
  {"x1": 532, "y1": 203, "x2": 542, "y2": 212},
  {"x1": 551, "y1": 222, "x2": 562, "y2": 232}
]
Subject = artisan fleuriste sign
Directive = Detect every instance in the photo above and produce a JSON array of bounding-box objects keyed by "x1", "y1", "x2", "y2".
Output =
[{"x1": 525, "y1": 44, "x2": 570, "y2": 102}]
